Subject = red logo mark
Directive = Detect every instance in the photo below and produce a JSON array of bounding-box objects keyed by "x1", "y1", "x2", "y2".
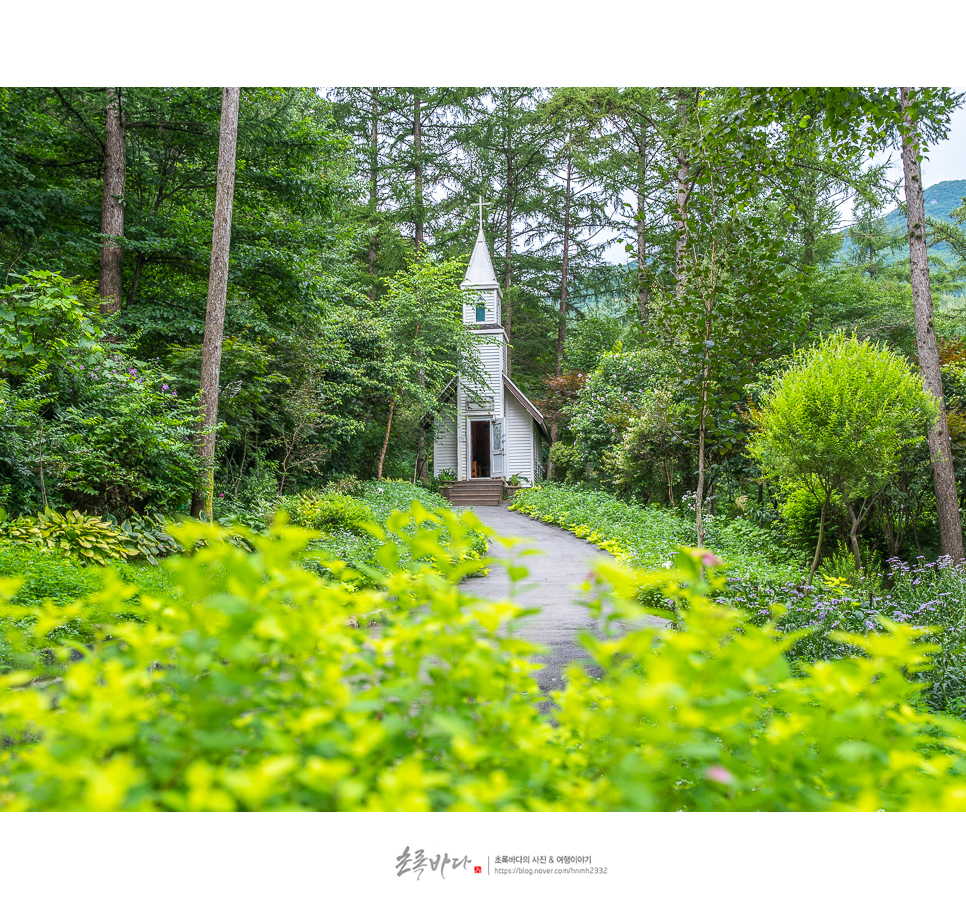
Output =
[{"x1": 474, "y1": 866, "x2": 482, "y2": 874}]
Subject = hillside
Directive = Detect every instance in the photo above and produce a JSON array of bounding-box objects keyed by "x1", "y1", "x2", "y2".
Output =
[{"x1": 840, "y1": 179, "x2": 966, "y2": 266}]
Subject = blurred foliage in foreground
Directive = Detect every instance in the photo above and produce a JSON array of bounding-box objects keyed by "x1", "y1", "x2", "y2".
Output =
[{"x1": 2, "y1": 507, "x2": 966, "y2": 811}]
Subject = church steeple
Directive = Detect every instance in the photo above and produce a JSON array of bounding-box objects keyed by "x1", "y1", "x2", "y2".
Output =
[
  {"x1": 464, "y1": 226, "x2": 498, "y2": 287},
  {"x1": 460, "y1": 219, "x2": 502, "y2": 326}
]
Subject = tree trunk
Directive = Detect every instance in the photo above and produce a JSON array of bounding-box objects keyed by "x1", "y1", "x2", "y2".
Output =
[
  {"x1": 546, "y1": 418, "x2": 559, "y2": 480},
  {"x1": 664, "y1": 458, "x2": 675, "y2": 507},
  {"x1": 504, "y1": 165, "x2": 514, "y2": 374},
  {"x1": 899, "y1": 87, "x2": 964, "y2": 561},
  {"x1": 125, "y1": 252, "x2": 146, "y2": 308},
  {"x1": 846, "y1": 503, "x2": 863, "y2": 572},
  {"x1": 413, "y1": 92, "x2": 423, "y2": 252},
  {"x1": 693, "y1": 303, "x2": 713, "y2": 547},
  {"x1": 414, "y1": 363, "x2": 429, "y2": 484},
  {"x1": 192, "y1": 87, "x2": 240, "y2": 520},
  {"x1": 376, "y1": 394, "x2": 397, "y2": 481},
  {"x1": 368, "y1": 89, "x2": 379, "y2": 301},
  {"x1": 694, "y1": 363, "x2": 710, "y2": 548},
  {"x1": 807, "y1": 493, "x2": 829, "y2": 585},
  {"x1": 674, "y1": 91, "x2": 691, "y2": 290},
  {"x1": 636, "y1": 134, "x2": 649, "y2": 323},
  {"x1": 99, "y1": 88, "x2": 126, "y2": 315},
  {"x1": 555, "y1": 144, "x2": 572, "y2": 376}
]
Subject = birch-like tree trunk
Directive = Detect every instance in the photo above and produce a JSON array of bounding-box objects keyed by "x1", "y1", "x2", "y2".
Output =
[
  {"x1": 99, "y1": 88, "x2": 126, "y2": 315},
  {"x1": 192, "y1": 87, "x2": 240, "y2": 519},
  {"x1": 368, "y1": 89, "x2": 380, "y2": 300},
  {"x1": 674, "y1": 91, "x2": 691, "y2": 290},
  {"x1": 413, "y1": 92, "x2": 424, "y2": 252},
  {"x1": 900, "y1": 87, "x2": 964, "y2": 561},
  {"x1": 636, "y1": 134, "x2": 650, "y2": 323}
]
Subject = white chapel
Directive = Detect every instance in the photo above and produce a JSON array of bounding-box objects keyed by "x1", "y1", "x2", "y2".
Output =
[{"x1": 433, "y1": 223, "x2": 548, "y2": 494}]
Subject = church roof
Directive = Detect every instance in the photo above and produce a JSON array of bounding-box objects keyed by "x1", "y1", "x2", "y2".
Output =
[
  {"x1": 504, "y1": 374, "x2": 549, "y2": 440},
  {"x1": 462, "y1": 227, "x2": 499, "y2": 288}
]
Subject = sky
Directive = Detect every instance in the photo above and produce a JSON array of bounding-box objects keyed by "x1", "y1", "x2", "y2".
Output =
[
  {"x1": 862, "y1": 87, "x2": 966, "y2": 208},
  {"x1": 915, "y1": 96, "x2": 966, "y2": 187}
]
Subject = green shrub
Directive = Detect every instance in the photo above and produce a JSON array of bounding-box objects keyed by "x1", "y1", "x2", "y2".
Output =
[
  {"x1": 2, "y1": 521, "x2": 966, "y2": 810},
  {"x1": 1, "y1": 345, "x2": 203, "y2": 517},
  {"x1": 548, "y1": 442, "x2": 582, "y2": 483},
  {"x1": 277, "y1": 491, "x2": 375, "y2": 534},
  {"x1": 0, "y1": 270, "x2": 101, "y2": 376},
  {"x1": 750, "y1": 333, "x2": 937, "y2": 579},
  {"x1": 326, "y1": 475, "x2": 365, "y2": 497}
]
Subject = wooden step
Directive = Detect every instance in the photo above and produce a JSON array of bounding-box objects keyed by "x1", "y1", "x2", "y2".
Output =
[{"x1": 447, "y1": 479, "x2": 505, "y2": 505}]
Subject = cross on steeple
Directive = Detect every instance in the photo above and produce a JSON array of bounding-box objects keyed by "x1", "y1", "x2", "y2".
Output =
[{"x1": 473, "y1": 193, "x2": 491, "y2": 230}]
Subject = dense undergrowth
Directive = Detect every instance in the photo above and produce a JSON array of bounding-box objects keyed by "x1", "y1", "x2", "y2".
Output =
[
  {"x1": 2, "y1": 515, "x2": 966, "y2": 811},
  {"x1": 0, "y1": 481, "x2": 486, "y2": 672},
  {"x1": 284, "y1": 481, "x2": 487, "y2": 587},
  {"x1": 510, "y1": 482, "x2": 966, "y2": 717}
]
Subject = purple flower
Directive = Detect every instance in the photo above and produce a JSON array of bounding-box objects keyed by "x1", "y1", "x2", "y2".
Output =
[{"x1": 162, "y1": 384, "x2": 169, "y2": 391}]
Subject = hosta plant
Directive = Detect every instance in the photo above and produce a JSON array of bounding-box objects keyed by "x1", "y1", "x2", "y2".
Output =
[
  {"x1": 2, "y1": 508, "x2": 138, "y2": 565},
  {"x1": 115, "y1": 513, "x2": 180, "y2": 565}
]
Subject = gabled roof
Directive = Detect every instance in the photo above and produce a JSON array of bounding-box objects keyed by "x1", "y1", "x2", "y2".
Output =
[
  {"x1": 504, "y1": 374, "x2": 549, "y2": 440},
  {"x1": 462, "y1": 227, "x2": 499, "y2": 288}
]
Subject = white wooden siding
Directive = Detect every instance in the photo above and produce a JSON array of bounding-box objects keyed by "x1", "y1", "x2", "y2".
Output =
[
  {"x1": 433, "y1": 413, "x2": 458, "y2": 476},
  {"x1": 468, "y1": 331, "x2": 504, "y2": 418},
  {"x1": 456, "y1": 382, "x2": 468, "y2": 480},
  {"x1": 505, "y1": 387, "x2": 535, "y2": 484},
  {"x1": 532, "y1": 420, "x2": 545, "y2": 481}
]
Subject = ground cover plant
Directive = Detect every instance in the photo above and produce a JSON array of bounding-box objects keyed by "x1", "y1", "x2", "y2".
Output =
[
  {"x1": 510, "y1": 483, "x2": 966, "y2": 717},
  {"x1": 0, "y1": 481, "x2": 487, "y2": 674},
  {"x1": 509, "y1": 482, "x2": 798, "y2": 590},
  {"x1": 2, "y1": 517, "x2": 966, "y2": 811},
  {"x1": 734, "y1": 554, "x2": 966, "y2": 717},
  {"x1": 0, "y1": 537, "x2": 176, "y2": 675}
]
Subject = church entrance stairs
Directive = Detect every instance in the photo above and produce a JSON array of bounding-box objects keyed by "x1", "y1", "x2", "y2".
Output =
[{"x1": 447, "y1": 478, "x2": 505, "y2": 506}]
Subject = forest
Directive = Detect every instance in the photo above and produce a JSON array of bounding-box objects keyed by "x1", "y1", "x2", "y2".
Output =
[{"x1": 4, "y1": 86, "x2": 966, "y2": 813}]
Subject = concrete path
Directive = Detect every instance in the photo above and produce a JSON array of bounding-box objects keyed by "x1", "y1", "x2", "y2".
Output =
[{"x1": 464, "y1": 505, "x2": 668, "y2": 694}]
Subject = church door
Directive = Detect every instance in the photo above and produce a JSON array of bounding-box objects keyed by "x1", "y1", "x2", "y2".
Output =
[
  {"x1": 490, "y1": 418, "x2": 505, "y2": 478},
  {"x1": 470, "y1": 420, "x2": 491, "y2": 478}
]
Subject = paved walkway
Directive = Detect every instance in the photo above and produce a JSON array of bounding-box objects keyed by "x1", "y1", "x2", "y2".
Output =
[{"x1": 464, "y1": 505, "x2": 668, "y2": 694}]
